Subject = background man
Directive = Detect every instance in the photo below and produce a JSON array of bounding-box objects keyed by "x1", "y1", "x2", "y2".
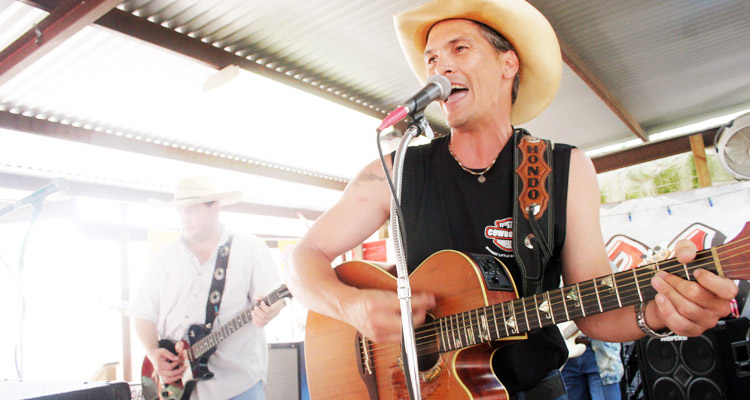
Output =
[
  {"x1": 286, "y1": 0, "x2": 737, "y2": 398},
  {"x1": 129, "y1": 176, "x2": 284, "y2": 400}
]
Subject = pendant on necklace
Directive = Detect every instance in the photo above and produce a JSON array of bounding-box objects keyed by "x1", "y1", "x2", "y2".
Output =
[{"x1": 477, "y1": 175, "x2": 486, "y2": 183}]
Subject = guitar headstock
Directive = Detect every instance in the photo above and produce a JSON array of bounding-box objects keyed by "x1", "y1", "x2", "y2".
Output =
[{"x1": 258, "y1": 284, "x2": 293, "y2": 307}]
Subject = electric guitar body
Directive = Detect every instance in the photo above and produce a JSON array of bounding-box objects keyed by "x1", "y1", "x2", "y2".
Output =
[{"x1": 141, "y1": 285, "x2": 291, "y2": 400}]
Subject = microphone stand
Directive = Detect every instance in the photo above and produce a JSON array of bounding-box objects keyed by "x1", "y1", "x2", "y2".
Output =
[
  {"x1": 14, "y1": 200, "x2": 44, "y2": 379},
  {"x1": 390, "y1": 114, "x2": 433, "y2": 400}
]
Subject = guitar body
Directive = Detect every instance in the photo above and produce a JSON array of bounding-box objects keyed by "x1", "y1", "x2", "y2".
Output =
[
  {"x1": 141, "y1": 339, "x2": 187, "y2": 400},
  {"x1": 141, "y1": 327, "x2": 213, "y2": 400},
  {"x1": 140, "y1": 284, "x2": 291, "y2": 400},
  {"x1": 305, "y1": 250, "x2": 525, "y2": 399},
  {"x1": 557, "y1": 321, "x2": 586, "y2": 359},
  {"x1": 305, "y1": 223, "x2": 750, "y2": 399}
]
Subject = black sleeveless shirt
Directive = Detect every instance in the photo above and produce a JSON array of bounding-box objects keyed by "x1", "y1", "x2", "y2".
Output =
[{"x1": 399, "y1": 132, "x2": 573, "y2": 393}]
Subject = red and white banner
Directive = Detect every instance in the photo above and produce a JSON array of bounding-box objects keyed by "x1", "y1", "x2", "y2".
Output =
[{"x1": 600, "y1": 181, "x2": 750, "y2": 272}]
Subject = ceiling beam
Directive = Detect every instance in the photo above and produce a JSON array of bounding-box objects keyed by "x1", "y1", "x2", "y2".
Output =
[
  {"x1": 591, "y1": 128, "x2": 717, "y2": 173},
  {"x1": 559, "y1": 39, "x2": 648, "y2": 142},
  {"x1": 0, "y1": 171, "x2": 324, "y2": 221},
  {"x1": 0, "y1": 0, "x2": 119, "y2": 87},
  {"x1": 0, "y1": 110, "x2": 347, "y2": 191},
  {"x1": 21, "y1": 0, "x2": 390, "y2": 124}
]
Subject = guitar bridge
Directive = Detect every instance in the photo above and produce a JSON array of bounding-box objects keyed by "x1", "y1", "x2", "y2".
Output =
[{"x1": 355, "y1": 333, "x2": 379, "y2": 399}]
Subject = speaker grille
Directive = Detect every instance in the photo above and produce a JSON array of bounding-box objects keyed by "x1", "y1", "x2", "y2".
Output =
[
  {"x1": 682, "y1": 336, "x2": 716, "y2": 375},
  {"x1": 646, "y1": 340, "x2": 678, "y2": 373},
  {"x1": 638, "y1": 330, "x2": 727, "y2": 400},
  {"x1": 686, "y1": 377, "x2": 722, "y2": 400},
  {"x1": 652, "y1": 377, "x2": 685, "y2": 400}
]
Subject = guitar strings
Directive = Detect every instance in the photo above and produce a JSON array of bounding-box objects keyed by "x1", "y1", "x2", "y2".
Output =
[
  {"x1": 362, "y1": 241, "x2": 750, "y2": 366},
  {"x1": 362, "y1": 260, "x2": 750, "y2": 372},
  {"x1": 359, "y1": 238, "x2": 750, "y2": 368},
  {"x1": 409, "y1": 240, "x2": 750, "y2": 341},
  {"x1": 361, "y1": 250, "x2": 750, "y2": 373}
]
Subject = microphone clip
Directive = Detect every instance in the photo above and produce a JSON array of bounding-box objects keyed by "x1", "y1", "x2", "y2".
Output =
[{"x1": 405, "y1": 113, "x2": 435, "y2": 140}]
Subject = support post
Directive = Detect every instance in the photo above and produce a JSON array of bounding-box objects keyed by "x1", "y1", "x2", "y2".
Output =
[{"x1": 689, "y1": 133, "x2": 712, "y2": 187}]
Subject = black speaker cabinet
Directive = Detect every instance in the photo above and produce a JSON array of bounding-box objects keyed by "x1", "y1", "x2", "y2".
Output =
[
  {"x1": 637, "y1": 318, "x2": 750, "y2": 400},
  {"x1": 0, "y1": 380, "x2": 131, "y2": 400}
]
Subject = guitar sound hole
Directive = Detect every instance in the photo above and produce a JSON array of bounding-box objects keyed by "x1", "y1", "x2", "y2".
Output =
[{"x1": 416, "y1": 313, "x2": 440, "y2": 375}]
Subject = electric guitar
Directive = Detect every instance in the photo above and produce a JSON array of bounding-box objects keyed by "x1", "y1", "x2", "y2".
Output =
[
  {"x1": 304, "y1": 223, "x2": 750, "y2": 399},
  {"x1": 141, "y1": 285, "x2": 291, "y2": 400},
  {"x1": 557, "y1": 320, "x2": 585, "y2": 359}
]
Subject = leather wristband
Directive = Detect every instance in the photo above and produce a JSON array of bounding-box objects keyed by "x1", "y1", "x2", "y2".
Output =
[{"x1": 635, "y1": 301, "x2": 674, "y2": 338}]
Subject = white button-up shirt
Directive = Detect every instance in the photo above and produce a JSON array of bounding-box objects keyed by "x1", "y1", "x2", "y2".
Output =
[{"x1": 129, "y1": 227, "x2": 281, "y2": 399}]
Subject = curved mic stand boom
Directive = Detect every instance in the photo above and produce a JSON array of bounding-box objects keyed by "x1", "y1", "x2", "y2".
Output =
[{"x1": 390, "y1": 114, "x2": 433, "y2": 400}]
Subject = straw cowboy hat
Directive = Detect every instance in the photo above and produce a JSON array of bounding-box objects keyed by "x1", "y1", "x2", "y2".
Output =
[
  {"x1": 150, "y1": 176, "x2": 243, "y2": 208},
  {"x1": 394, "y1": 0, "x2": 561, "y2": 125}
]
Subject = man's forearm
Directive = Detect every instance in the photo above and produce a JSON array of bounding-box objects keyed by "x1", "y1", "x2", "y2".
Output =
[
  {"x1": 286, "y1": 243, "x2": 359, "y2": 325},
  {"x1": 134, "y1": 318, "x2": 160, "y2": 357}
]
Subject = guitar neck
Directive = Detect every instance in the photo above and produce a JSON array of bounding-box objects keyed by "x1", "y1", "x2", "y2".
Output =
[
  {"x1": 433, "y1": 243, "x2": 745, "y2": 353},
  {"x1": 189, "y1": 285, "x2": 289, "y2": 360}
]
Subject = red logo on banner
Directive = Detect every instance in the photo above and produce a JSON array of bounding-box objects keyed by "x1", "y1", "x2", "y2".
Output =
[
  {"x1": 668, "y1": 223, "x2": 725, "y2": 251},
  {"x1": 605, "y1": 222, "x2": 727, "y2": 271},
  {"x1": 606, "y1": 235, "x2": 650, "y2": 271}
]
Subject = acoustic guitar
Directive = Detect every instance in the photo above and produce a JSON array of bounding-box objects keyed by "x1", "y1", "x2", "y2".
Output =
[
  {"x1": 141, "y1": 285, "x2": 291, "y2": 400},
  {"x1": 304, "y1": 223, "x2": 750, "y2": 399}
]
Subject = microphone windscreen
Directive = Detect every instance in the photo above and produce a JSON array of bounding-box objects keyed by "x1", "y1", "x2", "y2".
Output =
[{"x1": 427, "y1": 74, "x2": 451, "y2": 101}]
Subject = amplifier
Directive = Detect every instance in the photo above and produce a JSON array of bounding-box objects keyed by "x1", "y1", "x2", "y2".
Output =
[{"x1": 0, "y1": 380, "x2": 131, "y2": 400}]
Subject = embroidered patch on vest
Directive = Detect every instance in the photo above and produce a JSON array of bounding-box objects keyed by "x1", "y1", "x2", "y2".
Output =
[
  {"x1": 484, "y1": 217, "x2": 513, "y2": 252},
  {"x1": 515, "y1": 136, "x2": 551, "y2": 220}
]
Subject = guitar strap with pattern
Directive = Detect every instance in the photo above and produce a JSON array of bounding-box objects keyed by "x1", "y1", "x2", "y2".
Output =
[
  {"x1": 204, "y1": 233, "x2": 234, "y2": 330},
  {"x1": 512, "y1": 128, "x2": 555, "y2": 297}
]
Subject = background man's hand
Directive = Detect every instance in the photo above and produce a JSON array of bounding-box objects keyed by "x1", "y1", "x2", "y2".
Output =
[
  {"x1": 148, "y1": 341, "x2": 187, "y2": 384},
  {"x1": 252, "y1": 295, "x2": 285, "y2": 328}
]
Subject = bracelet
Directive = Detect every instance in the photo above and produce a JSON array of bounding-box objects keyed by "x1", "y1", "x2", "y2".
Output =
[{"x1": 635, "y1": 301, "x2": 674, "y2": 338}]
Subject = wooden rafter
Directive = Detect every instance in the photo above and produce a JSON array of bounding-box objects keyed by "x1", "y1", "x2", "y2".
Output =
[
  {"x1": 0, "y1": 110, "x2": 347, "y2": 191},
  {"x1": 0, "y1": 0, "x2": 120, "y2": 87},
  {"x1": 591, "y1": 128, "x2": 717, "y2": 173},
  {"x1": 559, "y1": 39, "x2": 648, "y2": 142}
]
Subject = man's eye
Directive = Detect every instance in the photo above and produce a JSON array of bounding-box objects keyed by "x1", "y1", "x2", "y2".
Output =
[{"x1": 427, "y1": 57, "x2": 436, "y2": 64}]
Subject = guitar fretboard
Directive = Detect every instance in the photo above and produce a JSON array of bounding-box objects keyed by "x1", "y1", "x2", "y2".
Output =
[
  {"x1": 429, "y1": 251, "x2": 719, "y2": 353},
  {"x1": 188, "y1": 286, "x2": 290, "y2": 360}
]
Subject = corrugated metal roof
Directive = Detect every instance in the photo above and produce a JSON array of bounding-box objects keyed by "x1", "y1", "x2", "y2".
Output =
[
  {"x1": 0, "y1": 127, "x2": 343, "y2": 212},
  {"x1": 1, "y1": 0, "x2": 749, "y2": 202},
  {"x1": 531, "y1": 0, "x2": 750, "y2": 132},
  {"x1": 0, "y1": 17, "x2": 383, "y2": 182}
]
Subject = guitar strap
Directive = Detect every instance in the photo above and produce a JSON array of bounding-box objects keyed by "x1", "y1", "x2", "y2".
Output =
[
  {"x1": 513, "y1": 128, "x2": 554, "y2": 297},
  {"x1": 204, "y1": 233, "x2": 234, "y2": 330}
]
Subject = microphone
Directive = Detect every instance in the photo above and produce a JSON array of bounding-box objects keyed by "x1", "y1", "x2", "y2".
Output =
[
  {"x1": 377, "y1": 74, "x2": 451, "y2": 132},
  {"x1": 0, "y1": 178, "x2": 70, "y2": 216}
]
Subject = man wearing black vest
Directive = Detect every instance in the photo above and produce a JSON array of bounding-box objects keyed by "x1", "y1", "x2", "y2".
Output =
[{"x1": 285, "y1": 1, "x2": 738, "y2": 398}]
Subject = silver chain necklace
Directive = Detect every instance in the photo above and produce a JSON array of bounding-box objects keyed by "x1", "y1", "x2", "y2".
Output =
[{"x1": 447, "y1": 142, "x2": 499, "y2": 183}]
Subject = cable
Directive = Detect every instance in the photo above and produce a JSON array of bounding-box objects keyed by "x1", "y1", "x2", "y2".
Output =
[{"x1": 376, "y1": 127, "x2": 411, "y2": 263}]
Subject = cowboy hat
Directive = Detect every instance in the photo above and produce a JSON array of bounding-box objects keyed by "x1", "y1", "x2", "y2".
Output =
[
  {"x1": 149, "y1": 176, "x2": 243, "y2": 208},
  {"x1": 394, "y1": 0, "x2": 561, "y2": 125}
]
